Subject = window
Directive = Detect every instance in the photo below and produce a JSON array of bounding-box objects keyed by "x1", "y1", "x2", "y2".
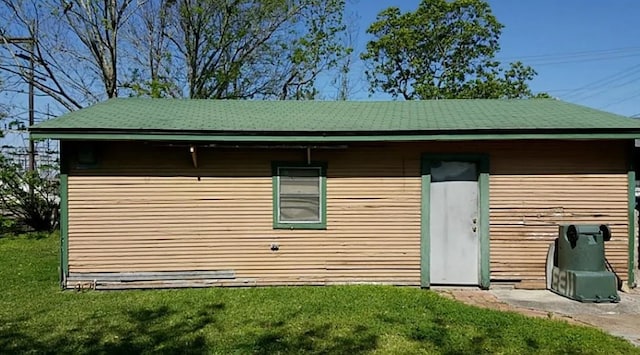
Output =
[
  {"x1": 273, "y1": 162, "x2": 326, "y2": 229},
  {"x1": 74, "y1": 144, "x2": 99, "y2": 169}
]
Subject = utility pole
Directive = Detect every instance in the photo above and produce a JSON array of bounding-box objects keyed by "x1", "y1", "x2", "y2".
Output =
[
  {"x1": 0, "y1": 26, "x2": 36, "y2": 171},
  {"x1": 28, "y1": 36, "x2": 35, "y2": 172}
]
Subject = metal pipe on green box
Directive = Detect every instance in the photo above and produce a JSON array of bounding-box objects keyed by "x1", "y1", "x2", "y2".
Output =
[{"x1": 547, "y1": 224, "x2": 620, "y2": 302}]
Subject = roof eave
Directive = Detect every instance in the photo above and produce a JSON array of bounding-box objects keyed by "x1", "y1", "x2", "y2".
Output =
[{"x1": 29, "y1": 129, "x2": 640, "y2": 142}]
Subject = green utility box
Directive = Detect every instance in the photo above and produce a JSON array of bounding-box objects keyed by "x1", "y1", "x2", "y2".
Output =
[{"x1": 548, "y1": 224, "x2": 619, "y2": 303}]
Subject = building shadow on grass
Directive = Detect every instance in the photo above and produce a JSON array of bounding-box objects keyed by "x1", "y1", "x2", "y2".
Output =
[
  {"x1": 237, "y1": 321, "x2": 378, "y2": 354},
  {"x1": 379, "y1": 312, "x2": 546, "y2": 354},
  {"x1": 0, "y1": 302, "x2": 225, "y2": 354},
  {"x1": 1, "y1": 302, "x2": 379, "y2": 354}
]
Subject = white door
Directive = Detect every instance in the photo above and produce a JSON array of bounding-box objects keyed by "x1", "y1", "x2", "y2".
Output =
[{"x1": 429, "y1": 161, "x2": 479, "y2": 285}]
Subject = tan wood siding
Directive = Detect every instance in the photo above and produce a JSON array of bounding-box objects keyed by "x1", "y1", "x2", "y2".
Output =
[
  {"x1": 65, "y1": 140, "x2": 631, "y2": 288},
  {"x1": 67, "y1": 144, "x2": 422, "y2": 285},
  {"x1": 489, "y1": 141, "x2": 629, "y2": 285}
]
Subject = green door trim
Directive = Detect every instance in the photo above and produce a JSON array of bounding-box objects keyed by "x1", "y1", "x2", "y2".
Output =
[
  {"x1": 420, "y1": 153, "x2": 491, "y2": 289},
  {"x1": 627, "y1": 169, "x2": 637, "y2": 287},
  {"x1": 627, "y1": 140, "x2": 638, "y2": 287}
]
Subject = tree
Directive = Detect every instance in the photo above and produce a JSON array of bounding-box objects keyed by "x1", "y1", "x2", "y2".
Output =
[
  {"x1": 164, "y1": 0, "x2": 298, "y2": 99},
  {"x1": 0, "y1": 79, "x2": 6, "y2": 133},
  {"x1": 276, "y1": 0, "x2": 350, "y2": 100},
  {"x1": 0, "y1": 0, "x2": 138, "y2": 110},
  {"x1": 361, "y1": 0, "x2": 540, "y2": 100},
  {"x1": 59, "y1": 0, "x2": 136, "y2": 100},
  {"x1": 122, "y1": 0, "x2": 181, "y2": 98},
  {"x1": 0, "y1": 0, "x2": 351, "y2": 104},
  {"x1": 331, "y1": 9, "x2": 360, "y2": 101},
  {"x1": 157, "y1": 0, "x2": 350, "y2": 100}
]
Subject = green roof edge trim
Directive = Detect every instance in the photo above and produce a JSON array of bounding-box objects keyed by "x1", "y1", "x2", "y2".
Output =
[
  {"x1": 30, "y1": 131, "x2": 640, "y2": 142},
  {"x1": 29, "y1": 98, "x2": 640, "y2": 141}
]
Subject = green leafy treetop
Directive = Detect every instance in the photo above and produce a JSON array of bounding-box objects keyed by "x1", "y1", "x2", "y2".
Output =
[{"x1": 361, "y1": 0, "x2": 545, "y2": 100}]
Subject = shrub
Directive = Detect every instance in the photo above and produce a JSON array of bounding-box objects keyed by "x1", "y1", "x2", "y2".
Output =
[{"x1": 0, "y1": 154, "x2": 59, "y2": 233}]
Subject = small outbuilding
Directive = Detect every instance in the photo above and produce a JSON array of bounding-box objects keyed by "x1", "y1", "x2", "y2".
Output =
[{"x1": 30, "y1": 99, "x2": 640, "y2": 290}]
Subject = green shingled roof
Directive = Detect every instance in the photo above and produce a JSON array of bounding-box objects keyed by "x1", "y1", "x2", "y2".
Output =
[{"x1": 30, "y1": 98, "x2": 640, "y2": 142}]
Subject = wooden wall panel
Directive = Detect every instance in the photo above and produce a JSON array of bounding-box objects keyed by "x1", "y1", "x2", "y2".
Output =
[
  {"x1": 65, "y1": 140, "x2": 632, "y2": 288},
  {"x1": 488, "y1": 141, "x2": 629, "y2": 286},
  {"x1": 67, "y1": 143, "x2": 422, "y2": 286}
]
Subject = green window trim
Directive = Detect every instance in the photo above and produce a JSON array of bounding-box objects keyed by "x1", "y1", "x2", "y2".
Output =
[{"x1": 272, "y1": 161, "x2": 327, "y2": 230}]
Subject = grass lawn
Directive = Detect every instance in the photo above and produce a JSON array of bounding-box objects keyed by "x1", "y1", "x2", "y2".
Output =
[{"x1": 1, "y1": 234, "x2": 638, "y2": 354}]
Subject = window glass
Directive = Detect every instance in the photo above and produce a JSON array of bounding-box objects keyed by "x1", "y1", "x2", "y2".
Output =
[
  {"x1": 278, "y1": 167, "x2": 321, "y2": 223},
  {"x1": 431, "y1": 161, "x2": 477, "y2": 182}
]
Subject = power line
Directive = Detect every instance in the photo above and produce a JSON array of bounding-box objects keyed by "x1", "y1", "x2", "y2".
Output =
[
  {"x1": 496, "y1": 47, "x2": 640, "y2": 68},
  {"x1": 559, "y1": 63, "x2": 640, "y2": 101},
  {"x1": 598, "y1": 88, "x2": 640, "y2": 110},
  {"x1": 497, "y1": 46, "x2": 640, "y2": 62},
  {"x1": 523, "y1": 53, "x2": 640, "y2": 67},
  {"x1": 574, "y1": 75, "x2": 640, "y2": 102}
]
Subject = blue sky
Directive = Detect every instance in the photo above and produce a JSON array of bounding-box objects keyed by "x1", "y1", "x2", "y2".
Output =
[
  {"x1": 3, "y1": 0, "x2": 639, "y2": 163},
  {"x1": 346, "y1": 0, "x2": 640, "y2": 117},
  {"x1": 3, "y1": 0, "x2": 640, "y2": 124}
]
